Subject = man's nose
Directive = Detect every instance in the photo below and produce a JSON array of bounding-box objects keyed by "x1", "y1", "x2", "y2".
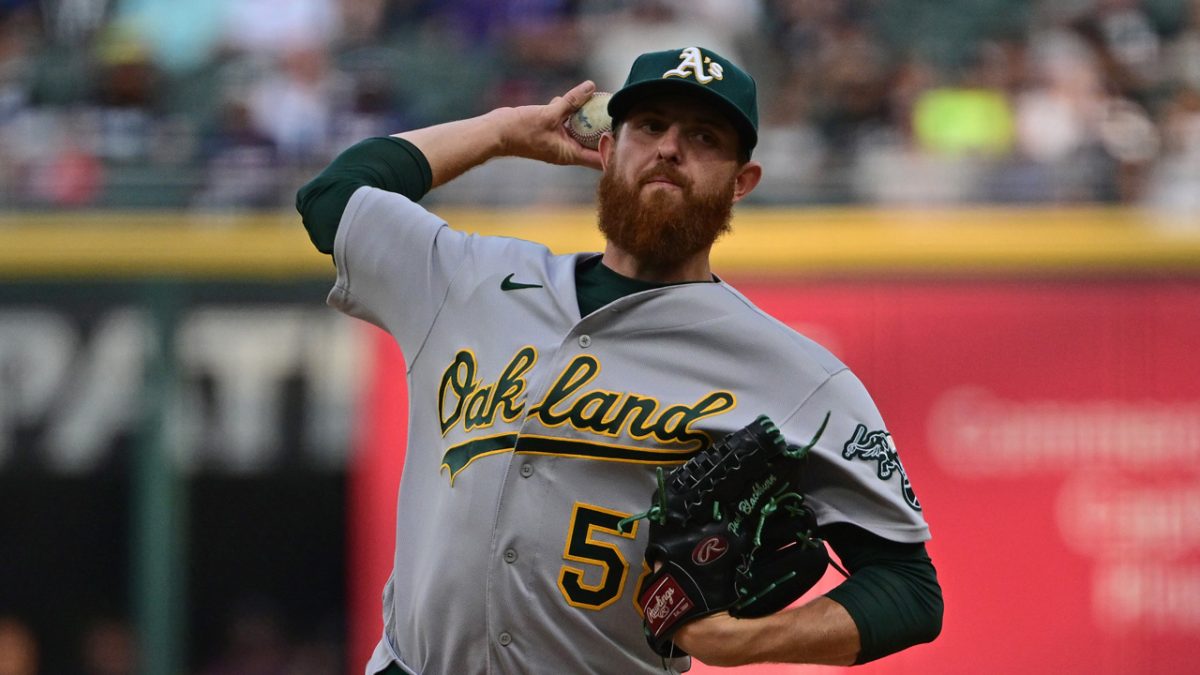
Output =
[{"x1": 656, "y1": 125, "x2": 682, "y2": 162}]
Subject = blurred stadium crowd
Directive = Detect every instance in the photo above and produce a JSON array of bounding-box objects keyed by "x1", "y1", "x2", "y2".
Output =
[{"x1": 1, "y1": 0, "x2": 1199, "y2": 211}]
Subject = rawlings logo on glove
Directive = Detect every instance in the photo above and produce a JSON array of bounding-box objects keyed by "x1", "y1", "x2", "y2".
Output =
[
  {"x1": 692, "y1": 536, "x2": 728, "y2": 565},
  {"x1": 620, "y1": 413, "x2": 837, "y2": 659}
]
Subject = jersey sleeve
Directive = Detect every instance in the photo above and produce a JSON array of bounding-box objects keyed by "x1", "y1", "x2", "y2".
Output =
[
  {"x1": 820, "y1": 523, "x2": 943, "y2": 663},
  {"x1": 296, "y1": 136, "x2": 433, "y2": 254},
  {"x1": 784, "y1": 369, "x2": 930, "y2": 543},
  {"x1": 326, "y1": 185, "x2": 469, "y2": 360}
]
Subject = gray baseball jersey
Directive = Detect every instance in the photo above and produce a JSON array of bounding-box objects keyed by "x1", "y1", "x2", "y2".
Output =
[{"x1": 328, "y1": 186, "x2": 929, "y2": 674}]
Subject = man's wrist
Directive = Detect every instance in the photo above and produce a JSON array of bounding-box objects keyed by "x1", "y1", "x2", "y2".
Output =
[
  {"x1": 486, "y1": 107, "x2": 520, "y2": 159},
  {"x1": 674, "y1": 598, "x2": 861, "y2": 667},
  {"x1": 672, "y1": 613, "x2": 755, "y2": 667}
]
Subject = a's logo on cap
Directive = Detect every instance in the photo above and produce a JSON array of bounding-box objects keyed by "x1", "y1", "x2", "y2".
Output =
[{"x1": 662, "y1": 47, "x2": 724, "y2": 85}]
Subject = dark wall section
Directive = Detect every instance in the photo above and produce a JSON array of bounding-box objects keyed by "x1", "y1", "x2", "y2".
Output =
[{"x1": 0, "y1": 473, "x2": 345, "y2": 674}]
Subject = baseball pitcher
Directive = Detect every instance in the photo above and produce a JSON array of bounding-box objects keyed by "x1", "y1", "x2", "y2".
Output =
[{"x1": 297, "y1": 46, "x2": 942, "y2": 674}]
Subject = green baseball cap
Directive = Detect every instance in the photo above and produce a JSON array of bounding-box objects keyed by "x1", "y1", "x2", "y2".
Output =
[{"x1": 608, "y1": 46, "x2": 759, "y2": 156}]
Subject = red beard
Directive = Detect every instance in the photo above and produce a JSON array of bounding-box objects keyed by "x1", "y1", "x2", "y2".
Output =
[{"x1": 596, "y1": 161, "x2": 734, "y2": 268}]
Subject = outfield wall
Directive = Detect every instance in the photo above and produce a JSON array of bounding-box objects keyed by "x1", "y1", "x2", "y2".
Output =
[{"x1": 2, "y1": 206, "x2": 1199, "y2": 278}]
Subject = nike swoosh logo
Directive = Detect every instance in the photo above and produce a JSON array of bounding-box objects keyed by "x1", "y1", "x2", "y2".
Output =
[{"x1": 501, "y1": 273, "x2": 543, "y2": 291}]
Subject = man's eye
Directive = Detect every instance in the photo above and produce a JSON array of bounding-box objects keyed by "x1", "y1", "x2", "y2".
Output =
[{"x1": 694, "y1": 129, "x2": 726, "y2": 148}]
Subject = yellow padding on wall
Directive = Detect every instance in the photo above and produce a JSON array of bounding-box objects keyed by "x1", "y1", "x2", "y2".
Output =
[{"x1": 0, "y1": 208, "x2": 1197, "y2": 279}]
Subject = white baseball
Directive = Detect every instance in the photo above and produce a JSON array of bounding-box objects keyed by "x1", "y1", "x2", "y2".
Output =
[{"x1": 565, "y1": 92, "x2": 612, "y2": 150}]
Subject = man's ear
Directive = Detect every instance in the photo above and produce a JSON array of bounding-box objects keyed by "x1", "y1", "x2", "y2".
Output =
[
  {"x1": 598, "y1": 131, "x2": 615, "y2": 171},
  {"x1": 732, "y1": 161, "x2": 763, "y2": 203}
]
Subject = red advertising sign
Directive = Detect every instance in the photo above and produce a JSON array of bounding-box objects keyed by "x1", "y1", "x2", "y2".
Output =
[
  {"x1": 721, "y1": 279, "x2": 1200, "y2": 675},
  {"x1": 351, "y1": 279, "x2": 1200, "y2": 675}
]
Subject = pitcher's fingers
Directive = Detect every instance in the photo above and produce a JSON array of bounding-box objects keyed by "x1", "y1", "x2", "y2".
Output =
[{"x1": 550, "y1": 80, "x2": 597, "y2": 117}]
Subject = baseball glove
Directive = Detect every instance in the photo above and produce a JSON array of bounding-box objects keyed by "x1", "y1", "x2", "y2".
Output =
[{"x1": 620, "y1": 413, "x2": 834, "y2": 658}]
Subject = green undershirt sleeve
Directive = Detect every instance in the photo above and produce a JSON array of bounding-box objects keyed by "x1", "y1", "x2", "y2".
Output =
[
  {"x1": 295, "y1": 136, "x2": 433, "y2": 254},
  {"x1": 820, "y1": 522, "x2": 944, "y2": 664}
]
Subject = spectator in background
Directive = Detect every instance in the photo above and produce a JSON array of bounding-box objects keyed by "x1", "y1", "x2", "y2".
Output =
[
  {"x1": 0, "y1": 3, "x2": 38, "y2": 204},
  {"x1": 0, "y1": 6, "x2": 104, "y2": 209},
  {"x1": 69, "y1": 25, "x2": 201, "y2": 207},
  {"x1": 221, "y1": 0, "x2": 339, "y2": 57},
  {"x1": 1075, "y1": 0, "x2": 1162, "y2": 104},
  {"x1": 854, "y1": 42, "x2": 1019, "y2": 205},
  {"x1": 747, "y1": 66, "x2": 828, "y2": 204},
  {"x1": 331, "y1": 71, "x2": 415, "y2": 148},
  {"x1": 1168, "y1": 0, "x2": 1200, "y2": 93},
  {"x1": 339, "y1": 0, "x2": 403, "y2": 45},
  {"x1": 766, "y1": 0, "x2": 902, "y2": 203},
  {"x1": 0, "y1": 1, "x2": 34, "y2": 119},
  {"x1": 1142, "y1": 0, "x2": 1200, "y2": 219},
  {"x1": 810, "y1": 7, "x2": 894, "y2": 157},
  {"x1": 433, "y1": 0, "x2": 571, "y2": 44},
  {"x1": 89, "y1": 28, "x2": 160, "y2": 164},
  {"x1": 483, "y1": 2, "x2": 584, "y2": 111},
  {"x1": 246, "y1": 46, "x2": 351, "y2": 163},
  {"x1": 193, "y1": 97, "x2": 280, "y2": 209},
  {"x1": 911, "y1": 47, "x2": 1016, "y2": 159},
  {"x1": 579, "y1": 0, "x2": 760, "y2": 91},
  {"x1": 36, "y1": 0, "x2": 107, "y2": 46},
  {"x1": 25, "y1": 129, "x2": 103, "y2": 206},
  {"x1": 113, "y1": 0, "x2": 230, "y2": 75},
  {"x1": 0, "y1": 616, "x2": 38, "y2": 675},
  {"x1": 1013, "y1": 26, "x2": 1110, "y2": 200},
  {"x1": 1143, "y1": 86, "x2": 1200, "y2": 218}
]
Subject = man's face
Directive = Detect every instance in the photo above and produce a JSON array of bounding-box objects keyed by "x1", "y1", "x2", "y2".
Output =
[{"x1": 597, "y1": 93, "x2": 755, "y2": 268}]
